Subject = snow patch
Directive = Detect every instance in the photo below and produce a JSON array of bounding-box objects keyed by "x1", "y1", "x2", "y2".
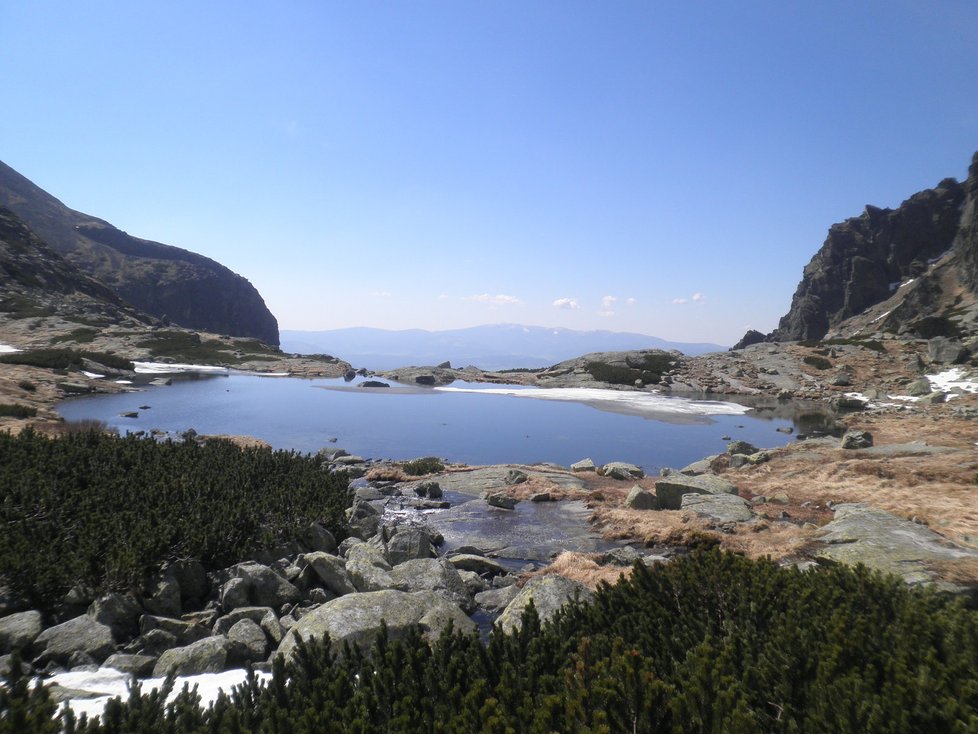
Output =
[
  {"x1": 869, "y1": 310, "x2": 891, "y2": 325},
  {"x1": 435, "y1": 385, "x2": 751, "y2": 416},
  {"x1": 0, "y1": 343, "x2": 21, "y2": 353},
  {"x1": 133, "y1": 362, "x2": 229, "y2": 375},
  {"x1": 81, "y1": 371, "x2": 104, "y2": 379},
  {"x1": 928, "y1": 368, "x2": 978, "y2": 398},
  {"x1": 48, "y1": 667, "x2": 271, "y2": 723}
]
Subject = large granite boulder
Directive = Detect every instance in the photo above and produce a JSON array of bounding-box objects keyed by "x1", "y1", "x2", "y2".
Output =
[
  {"x1": 166, "y1": 559, "x2": 209, "y2": 602},
  {"x1": 227, "y1": 619, "x2": 268, "y2": 663},
  {"x1": 496, "y1": 575, "x2": 594, "y2": 634},
  {"x1": 0, "y1": 610, "x2": 43, "y2": 654},
  {"x1": 655, "y1": 474, "x2": 738, "y2": 510},
  {"x1": 599, "y1": 462, "x2": 644, "y2": 480},
  {"x1": 88, "y1": 593, "x2": 142, "y2": 641},
  {"x1": 300, "y1": 552, "x2": 357, "y2": 597},
  {"x1": 152, "y1": 636, "x2": 232, "y2": 678},
  {"x1": 840, "y1": 430, "x2": 874, "y2": 449},
  {"x1": 276, "y1": 590, "x2": 476, "y2": 661},
  {"x1": 212, "y1": 607, "x2": 275, "y2": 636},
  {"x1": 346, "y1": 500, "x2": 383, "y2": 540},
  {"x1": 32, "y1": 615, "x2": 116, "y2": 664},
  {"x1": 446, "y1": 554, "x2": 509, "y2": 578},
  {"x1": 625, "y1": 485, "x2": 657, "y2": 510},
  {"x1": 390, "y1": 558, "x2": 474, "y2": 612},
  {"x1": 101, "y1": 653, "x2": 157, "y2": 677},
  {"x1": 139, "y1": 615, "x2": 211, "y2": 646},
  {"x1": 680, "y1": 493, "x2": 753, "y2": 523},
  {"x1": 300, "y1": 523, "x2": 338, "y2": 554},
  {"x1": 814, "y1": 504, "x2": 978, "y2": 592},
  {"x1": 346, "y1": 543, "x2": 395, "y2": 592},
  {"x1": 928, "y1": 337, "x2": 966, "y2": 364},
  {"x1": 386, "y1": 526, "x2": 435, "y2": 565},
  {"x1": 224, "y1": 563, "x2": 302, "y2": 610}
]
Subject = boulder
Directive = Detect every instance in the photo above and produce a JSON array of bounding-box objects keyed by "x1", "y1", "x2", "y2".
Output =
[
  {"x1": 227, "y1": 619, "x2": 268, "y2": 663},
  {"x1": 261, "y1": 610, "x2": 286, "y2": 646},
  {"x1": 229, "y1": 563, "x2": 302, "y2": 609},
  {"x1": 446, "y1": 554, "x2": 510, "y2": 578},
  {"x1": 679, "y1": 455, "x2": 720, "y2": 476},
  {"x1": 680, "y1": 493, "x2": 753, "y2": 523},
  {"x1": 654, "y1": 474, "x2": 738, "y2": 510},
  {"x1": 386, "y1": 526, "x2": 435, "y2": 565},
  {"x1": 726, "y1": 440, "x2": 759, "y2": 456},
  {"x1": 906, "y1": 377, "x2": 932, "y2": 396},
  {"x1": 486, "y1": 492, "x2": 518, "y2": 510},
  {"x1": 301, "y1": 552, "x2": 357, "y2": 596},
  {"x1": 840, "y1": 430, "x2": 874, "y2": 449},
  {"x1": 32, "y1": 615, "x2": 116, "y2": 665},
  {"x1": 142, "y1": 574, "x2": 182, "y2": 618},
  {"x1": 415, "y1": 481, "x2": 443, "y2": 499},
  {"x1": 599, "y1": 462, "x2": 644, "y2": 480},
  {"x1": 390, "y1": 558, "x2": 475, "y2": 612},
  {"x1": 101, "y1": 653, "x2": 157, "y2": 677},
  {"x1": 928, "y1": 337, "x2": 966, "y2": 364},
  {"x1": 88, "y1": 593, "x2": 142, "y2": 641},
  {"x1": 346, "y1": 543, "x2": 395, "y2": 592},
  {"x1": 213, "y1": 607, "x2": 275, "y2": 636},
  {"x1": 166, "y1": 559, "x2": 209, "y2": 602},
  {"x1": 139, "y1": 615, "x2": 211, "y2": 646},
  {"x1": 505, "y1": 469, "x2": 529, "y2": 485},
  {"x1": 570, "y1": 458, "x2": 595, "y2": 472},
  {"x1": 276, "y1": 590, "x2": 476, "y2": 661},
  {"x1": 0, "y1": 610, "x2": 43, "y2": 654},
  {"x1": 346, "y1": 499, "x2": 383, "y2": 540},
  {"x1": 624, "y1": 485, "x2": 657, "y2": 510},
  {"x1": 496, "y1": 575, "x2": 594, "y2": 634},
  {"x1": 300, "y1": 523, "x2": 338, "y2": 554},
  {"x1": 152, "y1": 636, "x2": 232, "y2": 678},
  {"x1": 474, "y1": 585, "x2": 521, "y2": 613}
]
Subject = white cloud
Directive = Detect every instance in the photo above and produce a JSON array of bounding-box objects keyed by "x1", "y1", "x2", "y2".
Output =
[
  {"x1": 693, "y1": 292, "x2": 706, "y2": 303},
  {"x1": 437, "y1": 294, "x2": 450, "y2": 300},
  {"x1": 672, "y1": 298, "x2": 688, "y2": 305},
  {"x1": 552, "y1": 297, "x2": 580, "y2": 310},
  {"x1": 601, "y1": 295, "x2": 617, "y2": 310},
  {"x1": 463, "y1": 293, "x2": 520, "y2": 305},
  {"x1": 626, "y1": 297, "x2": 637, "y2": 306},
  {"x1": 370, "y1": 291, "x2": 393, "y2": 298}
]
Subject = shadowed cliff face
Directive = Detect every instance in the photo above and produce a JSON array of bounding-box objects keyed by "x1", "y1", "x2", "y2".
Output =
[
  {"x1": 0, "y1": 160, "x2": 279, "y2": 345},
  {"x1": 736, "y1": 151, "x2": 978, "y2": 348}
]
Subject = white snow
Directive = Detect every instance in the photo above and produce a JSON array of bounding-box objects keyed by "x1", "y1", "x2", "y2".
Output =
[
  {"x1": 114, "y1": 379, "x2": 133, "y2": 384},
  {"x1": 0, "y1": 343, "x2": 21, "y2": 353},
  {"x1": 47, "y1": 667, "x2": 271, "y2": 723},
  {"x1": 435, "y1": 385, "x2": 751, "y2": 416},
  {"x1": 928, "y1": 368, "x2": 978, "y2": 398},
  {"x1": 869, "y1": 309, "x2": 892, "y2": 325},
  {"x1": 133, "y1": 362, "x2": 229, "y2": 375},
  {"x1": 81, "y1": 371, "x2": 104, "y2": 379}
]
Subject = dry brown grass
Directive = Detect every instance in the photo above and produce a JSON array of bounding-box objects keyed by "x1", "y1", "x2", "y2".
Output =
[
  {"x1": 525, "y1": 551, "x2": 632, "y2": 590},
  {"x1": 365, "y1": 466, "x2": 410, "y2": 482}
]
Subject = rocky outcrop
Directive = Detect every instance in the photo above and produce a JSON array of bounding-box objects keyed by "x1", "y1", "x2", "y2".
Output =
[
  {"x1": 0, "y1": 160, "x2": 279, "y2": 344},
  {"x1": 654, "y1": 474, "x2": 739, "y2": 510},
  {"x1": 496, "y1": 575, "x2": 594, "y2": 634}
]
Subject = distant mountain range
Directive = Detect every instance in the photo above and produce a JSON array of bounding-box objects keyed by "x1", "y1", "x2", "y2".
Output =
[{"x1": 281, "y1": 325, "x2": 726, "y2": 371}]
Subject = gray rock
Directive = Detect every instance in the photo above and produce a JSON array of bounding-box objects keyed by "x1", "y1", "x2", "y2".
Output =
[
  {"x1": 829, "y1": 373, "x2": 851, "y2": 387},
  {"x1": 446, "y1": 554, "x2": 509, "y2": 578},
  {"x1": 127, "y1": 628, "x2": 178, "y2": 656},
  {"x1": 139, "y1": 615, "x2": 211, "y2": 646},
  {"x1": 624, "y1": 485, "x2": 657, "y2": 510},
  {"x1": 229, "y1": 563, "x2": 302, "y2": 609},
  {"x1": 840, "y1": 430, "x2": 874, "y2": 449},
  {"x1": 529, "y1": 492, "x2": 553, "y2": 502},
  {"x1": 88, "y1": 593, "x2": 142, "y2": 641},
  {"x1": 0, "y1": 610, "x2": 43, "y2": 654},
  {"x1": 166, "y1": 559, "x2": 209, "y2": 602},
  {"x1": 486, "y1": 492, "x2": 518, "y2": 510},
  {"x1": 923, "y1": 391, "x2": 947, "y2": 404},
  {"x1": 213, "y1": 607, "x2": 275, "y2": 636},
  {"x1": 346, "y1": 499, "x2": 383, "y2": 540},
  {"x1": 726, "y1": 440, "x2": 759, "y2": 456},
  {"x1": 300, "y1": 523, "x2": 338, "y2": 554},
  {"x1": 679, "y1": 455, "x2": 720, "y2": 476},
  {"x1": 815, "y1": 504, "x2": 978, "y2": 591},
  {"x1": 928, "y1": 337, "x2": 966, "y2": 364},
  {"x1": 261, "y1": 610, "x2": 286, "y2": 646},
  {"x1": 570, "y1": 458, "x2": 595, "y2": 472},
  {"x1": 33, "y1": 615, "x2": 116, "y2": 664},
  {"x1": 505, "y1": 469, "x2": 529, "y2": 485},
  {"x1": 386, "y1": 526, "x2": 435, "y2": 565},
  {"x1": 496, "y1": 575, "x2": 594, "y2": 634},
  {"x1": 680, "y1": 493, "x2": 753, "y2": 523},
  {"x1": 390, "y1": 558, "x2": 474, "y2": 612},
  {"x1": 346, "y1": 543, "x2": 395, "y2": 592},
  {"x1": 276, "y1": 590, "x2": 476, "y2": 661},
  {"x1": 602, "y1": 546, "x2": 643, "y2": 566},
  {"x1": 142, "y1": 575, "x2": 182, "y2": 618},
  {"x1": 152, "y1": 636, "x2": 232, "y2": 678},
  {"x1": 227, "y1": 619, "x2": 268, "y2": 662},
  {"x1": 220, "y1": 577, "x2": 251, "y2": 611},
  {"x1": 415, "y1": 481, "x2": 443, "y2": 499},
  {"x1": 906, "y1": 377, "x2": 933, "y2": 396},
  {"x1": 654, "y1": 474, "x2": 738, "y2": 510},
  {"x1": 474, "y1": 585, "x2": 521, "y2": 613},
  {"x1": 600, "y1": 462, "x2": 644, "y2": 480},
  {"x1": 101, "y1": 653, "x2": 157, "y2": 677},
  {"x1": 301, "y1": 552, "x2": 357, "y2": 596}
]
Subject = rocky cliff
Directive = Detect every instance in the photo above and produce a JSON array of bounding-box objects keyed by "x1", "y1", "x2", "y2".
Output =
[
  {"x1": 0, "y1": 161, "x2": 279, "y2": 345},
  {"x1": 738, "y1": 151, "x2": 978, "y2": 347}
]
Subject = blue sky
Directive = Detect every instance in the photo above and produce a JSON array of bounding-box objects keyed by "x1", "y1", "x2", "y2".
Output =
[{"x1": 2, "y1": 2, "x2": 977, "y2": 344}]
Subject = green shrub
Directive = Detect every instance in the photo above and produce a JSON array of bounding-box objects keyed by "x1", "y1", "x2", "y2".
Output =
[
  {"x1": 0, "y1": 430, "x2": 351, "y2": 610},
  {"x1": 0, "y1": 294, "x2": 53, "y2": 319},
  {"x1": 9, "y1": 550, "x2": 978, "y2": 732},
  {"x1": 51, "y1": 328, "x2": 98, "y2": 344},
  {"x1": 0, "y1": 404, "x2": 37, "y2": 418},
  {"x1": 0, "y1": 349, "x2": 133, "y2": 371},
  {"x1": 136, "y1": 331, "x2": 280, "y2": 364},
  {"x1": 16, "y1": 380, "x2": 36, "y2": 392},
  {"x1": 802, "y1": 355, "x2": 833, "y2": 370},
  {"x1": 585, "y1": 352, "x2": 675, "y2": 386},
  {"x1": 402, "y1": 456, "x2": 445, "y2": 475}
]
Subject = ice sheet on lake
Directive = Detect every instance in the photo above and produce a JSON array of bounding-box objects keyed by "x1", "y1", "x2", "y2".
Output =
[
  {"x1": 435, "y1": 385, "x2": 751, "y2": 416},
  {"x1": 133, "y1": 361, "x2": 229, "y2": 375},
  {"x1": 47, "y1": 667, "x2": 270, "y2": 722}
]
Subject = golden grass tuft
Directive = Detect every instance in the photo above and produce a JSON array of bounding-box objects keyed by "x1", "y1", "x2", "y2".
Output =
[{"x1": 528, "y1": 551, "x2": 632, "y2": 590}]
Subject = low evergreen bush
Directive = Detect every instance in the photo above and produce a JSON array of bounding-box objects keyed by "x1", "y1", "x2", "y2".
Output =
[
  {"x1": 402, "y1": 456, "x2": 445, "y2": 475},
  {"x1": 0, "y1": 348, "x2": 133, "y2": 371}
]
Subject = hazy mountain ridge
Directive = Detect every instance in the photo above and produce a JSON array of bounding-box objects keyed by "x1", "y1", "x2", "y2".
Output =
[
  {"x1": 282, "y1": 324, "x2": 725, "y2": 371},
  {"x1": 0, "y1": 160, "x2": 280, "y2": 345},
  {"x1": 738, "y1": 150, "x2": 978, "y2": 348}
]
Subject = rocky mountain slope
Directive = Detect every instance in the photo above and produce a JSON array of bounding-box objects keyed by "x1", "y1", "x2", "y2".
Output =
[
  {"x1": 738, "y1": 151, "x2": 978, "y2": 347},
  {"x1": 0, "y1": 160, "x2": 279, "y2": 345}
]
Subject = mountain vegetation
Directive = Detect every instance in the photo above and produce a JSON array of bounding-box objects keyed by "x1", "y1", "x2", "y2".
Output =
[{"x1": 4, "y1": 550, "x2": 978, "y2": 732}]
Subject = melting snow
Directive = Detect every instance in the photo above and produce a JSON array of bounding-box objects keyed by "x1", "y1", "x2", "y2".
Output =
[
  {"x1": 47, "y1": 667, "x2": 271, "y2": 723},
  {"x1": 435, "y1": 385, "x2": 751, "y2": 416},
  {"x1": 81, "y1": 371, "x2": 104, "y2": 379},
  {"x1": 928, "y1": 368, "x2": 978, "y2": 398},
  {"x1": 133, "y1": 362, "x2": 229, "y2": 375},
  {"x1": 0, "y1": 343, "x2": 21, "y2": 353}
]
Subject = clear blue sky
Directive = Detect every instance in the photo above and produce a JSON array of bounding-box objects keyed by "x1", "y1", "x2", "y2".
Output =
[{"x1": 2, "y1": 2, "x2": 977, "y2": 344}]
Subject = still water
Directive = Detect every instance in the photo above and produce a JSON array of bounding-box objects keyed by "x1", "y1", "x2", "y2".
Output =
[{"x1": 57, "y1": 373, "x2": 829, "y2": 473}]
